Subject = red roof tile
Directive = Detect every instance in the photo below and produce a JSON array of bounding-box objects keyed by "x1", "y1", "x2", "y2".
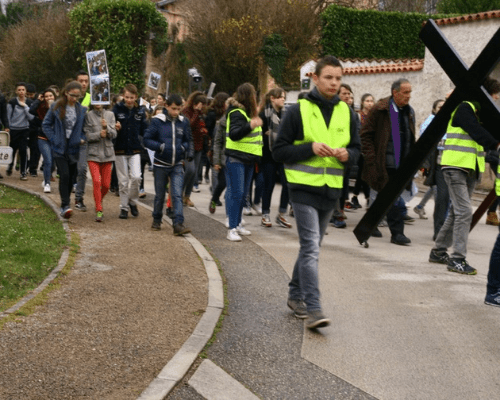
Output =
[
  {"x1": 342, "y1": 60, "x2": 424, "y2": 75},
  {"x1": 432, "y1": 10, "x2": 500, "y2": 26}
]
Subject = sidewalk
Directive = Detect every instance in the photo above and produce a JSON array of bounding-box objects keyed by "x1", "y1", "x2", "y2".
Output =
[{"x1": 0, "y1": 171, "x2": 208, "y2": 400}]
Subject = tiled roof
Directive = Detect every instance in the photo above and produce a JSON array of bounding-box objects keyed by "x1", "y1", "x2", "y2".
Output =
[
  {"x1": 343, "y1": 60, "x2": 424, "y2": 75},
  {"x1": 303, "y1": 59, "x2": 424, "y2": 76},
  {"x1": 432, "y1": 10, "x2": 500, "y2": 26}
]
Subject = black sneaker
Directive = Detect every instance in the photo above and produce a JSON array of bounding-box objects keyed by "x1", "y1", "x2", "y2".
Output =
[
  {"x1": 390, "y1": 233, "x2": 411, "y2": 245},
  {"x1": 173, "y1": 224, "x2": 191, "y2": 236},
  {"x1": 129, "y1": 203, "x2": 139, "y2": 217},
  {"x1": 287, "y1": 298, "x2": 307, "y2": 319},
  {"x1": 403, "y1": 214, "x2": 415, "y2": 224},
  {"x1": 306, "y1": 310, "x2": 331, "y2": 329},
  {"x1": 20, "y1": 174, "x2": 28, "y2": 181},
  {"x1": 75, "y1": 200, "x2": 87, "y2": 212},
  {"x1": 119, "y1": 209, "x2": 128, "y2": 219},
  {"x1": 351, "y1": 196, "x2": 362, "y2": 209},
  {"x1": 30, "y1": 171, "x2": 38, "y2": 177},
  {"x1": 429, "y1": 249, "x2": 449, "y2": 264},
  {"x1": 371, "y1": 228, "x2": 383, "y2": 238},
  {"x1": 447, "y1": 258, "x2": 476, "y2": 275},
  {"x1": 485, "y1": 291, "x2": 500, "y2": 307},
  {"x1": 166, "y1": 207, "x2": 174, "y2": 219},
  {"x1": 151, "y1": 220, "x2": 162, "y2": 231}
]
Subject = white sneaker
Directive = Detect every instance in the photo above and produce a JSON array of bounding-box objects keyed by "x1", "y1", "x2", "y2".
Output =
[
  {"x1": 241, "y1": 218, "x2": 246, "y2": 226},
  {"x1": 236, "y1": 224, "x2": 251, "y2": 236},
  {"x1": 227, "y1": 228, "x2": 242, "y2": 242},
  {"x1": 243, "y1": 206, "x2": 253, "y2": 215},
  {"x1": 43, "y1": 184, "x2": 51, "y2": 193},
  {"x1": 251, "y1": 203, "x2": 262, "y2": 215},
  {"x1": 261, "y1": 214, "x2": 272, "y2": 227}
]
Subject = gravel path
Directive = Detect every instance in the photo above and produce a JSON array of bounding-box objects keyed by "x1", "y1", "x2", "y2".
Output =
[{"x1": 0, "y1": 174, "x2": 207, "y2": 399}]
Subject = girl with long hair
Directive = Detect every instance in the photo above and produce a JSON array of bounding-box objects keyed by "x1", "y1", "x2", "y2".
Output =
[
  {"x1": 225, "y1": 83, "x2": 263, "y2": 241},
  {"x1": 29, "y1": 88, "x2": 56, "y2": 192},
  {"x1": 182, "y1": 91, "x2": 208, "y2": 206},
  {"x1": 42, "y1": 81, "x2": 87, "y2": 218}
]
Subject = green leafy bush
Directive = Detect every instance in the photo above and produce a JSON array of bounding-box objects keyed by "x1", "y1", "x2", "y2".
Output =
[
  {"x1": 320, "y1": 5, "x2": 451, "y2": 59},
  {"x1": 69, "y1": 0, "x2": 168, "y2": 92},
  {"x1": 261, "y1": 34, "x2": 289, "y2": 85}
]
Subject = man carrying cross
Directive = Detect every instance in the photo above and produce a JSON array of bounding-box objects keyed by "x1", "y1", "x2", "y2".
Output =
[
  {"x1": 429, "y1": 77, "x2": 500, "y2": 275},
  {"x1": 361, "y1": 78, "x2": 415, "y2": 246}
]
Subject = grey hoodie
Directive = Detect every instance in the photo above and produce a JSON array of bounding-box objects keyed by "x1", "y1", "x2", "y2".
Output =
[{"x1": 7, "y1": 98, "x2": 34, "y2": 130}]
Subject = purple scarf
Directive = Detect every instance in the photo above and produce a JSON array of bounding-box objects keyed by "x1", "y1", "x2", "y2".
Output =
[{"x1": 389, "y1": 99, "x2": 401, "y2": 168}]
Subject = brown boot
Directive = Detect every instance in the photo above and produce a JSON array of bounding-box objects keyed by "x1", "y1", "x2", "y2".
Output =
[
  {"x1": 183, "y1": 196, "x2": 194, "y2": 207},
  {"x1": 486, "y1": 211, "x2": 500, "y2": 226}
]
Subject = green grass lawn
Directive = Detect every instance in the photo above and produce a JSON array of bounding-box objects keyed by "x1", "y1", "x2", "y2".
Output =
[{"x1": 0, "y1": 185, "x2": 67, "y2": 312}]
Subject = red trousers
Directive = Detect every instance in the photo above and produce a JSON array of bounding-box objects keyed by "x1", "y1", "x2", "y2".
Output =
[{"x1": 88, "y1": 161, "x2": 112, "y2": 212}]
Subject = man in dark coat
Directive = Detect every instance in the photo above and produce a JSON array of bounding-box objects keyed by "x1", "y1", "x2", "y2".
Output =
[{"x1": 361, "y1": 78, "x2": 416, "y2": 245}]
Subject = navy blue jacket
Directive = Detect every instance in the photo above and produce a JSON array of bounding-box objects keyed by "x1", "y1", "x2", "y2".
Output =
[
  {"x1": 42, "y1": 102, "x2": 87, "y2": 157},
  {"x1": 112, "y1": 101, "x2": 148, "y2": 155},
  {"x1": 143, "y1": 113, "x2": 193, "y2": 166}
]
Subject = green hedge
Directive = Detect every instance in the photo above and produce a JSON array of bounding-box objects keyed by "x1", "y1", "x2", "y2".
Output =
[
  {"x1": 320, "y1": 5, "x2": 451, "y2": 59},
  {"x1": 69, "y1": 0, "x2": 168, "y2": 92}
]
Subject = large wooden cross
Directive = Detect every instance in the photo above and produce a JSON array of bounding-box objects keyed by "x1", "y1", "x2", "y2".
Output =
[{"x1": 353, "y1": 19, "x2": 500, "y2": 247}]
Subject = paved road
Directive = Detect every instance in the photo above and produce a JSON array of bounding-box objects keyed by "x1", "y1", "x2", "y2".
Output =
[{"x1": 143, "y1": 171, "x2": 500, "y2": 400}]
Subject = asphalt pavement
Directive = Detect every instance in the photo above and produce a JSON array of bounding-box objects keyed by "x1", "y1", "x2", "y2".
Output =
[{"x1": 142, "y1": 171, "x2": 500, "y2": 400}]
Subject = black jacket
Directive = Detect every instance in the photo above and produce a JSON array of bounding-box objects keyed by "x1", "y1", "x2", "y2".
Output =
[
  {"x1": 112, "y1": 101, "x2": 148, "y2": 155},
  {"x1": 273, "y1": 87, "x2": 360, "y2": 210},
  {"x1": 0, "y1": 92, "x2": 7, "y2": 129}
]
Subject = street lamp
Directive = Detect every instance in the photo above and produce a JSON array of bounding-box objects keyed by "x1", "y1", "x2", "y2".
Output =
[{"x1": 188, "y1": 67, "x2": 203, "y2": 93}]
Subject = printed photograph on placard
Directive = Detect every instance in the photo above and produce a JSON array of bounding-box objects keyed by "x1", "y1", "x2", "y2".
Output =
[
  {"x1": 90, "y1": 75, "x2": 111, "y2": 105},
  {"x1": 148, "y1": 72, "x2": 161, "y2": 90},
  {"x1": 86, "y1": 50, "x2": 108, "y2": 77}
]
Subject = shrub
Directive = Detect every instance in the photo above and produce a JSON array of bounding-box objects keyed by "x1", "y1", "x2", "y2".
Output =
[
  {"x1": 69, "y1": 0, "x2": 168, "y2": 93},
  {"x1": 0, "y1": 4, "x2": 80, "y2": 93},
  {"x1": 320, "y1": 5, "x2": 450, "y2": 59}
]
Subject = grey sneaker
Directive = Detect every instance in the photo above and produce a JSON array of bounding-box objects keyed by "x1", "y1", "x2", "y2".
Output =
[
  {"x1": 75, "y1": 200, "x2": 87, "y2": 212},
  {"x1": 447, "y1": 258, "x2": 477, "y2": 275},
  {"x1": 429, "y1": 249, "x2": 449, "y2": 264},
  {"x1": 287, "y1": 298, "x2": 307, "y2": 319},
  {"x1": 306, "y1": 310, "x2": 331, "y2": 329}
]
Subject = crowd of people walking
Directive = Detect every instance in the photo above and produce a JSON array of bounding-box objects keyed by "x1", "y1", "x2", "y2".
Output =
[{"x1": 1, "y1": 56, "x2": 500, "y2": 328}]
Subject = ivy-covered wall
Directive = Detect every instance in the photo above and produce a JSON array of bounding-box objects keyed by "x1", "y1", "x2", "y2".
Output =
[{"x1": 320, "y1": 5, "x2": 451, "y2": 60}]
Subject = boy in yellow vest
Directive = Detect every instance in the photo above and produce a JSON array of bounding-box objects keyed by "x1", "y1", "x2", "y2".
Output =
[
  {"x1": 273, "y1": 56, "x2": 360, "y2": 329},
  {"x1": 429, "y1": 77, "x2": 500, "y2": 275}
]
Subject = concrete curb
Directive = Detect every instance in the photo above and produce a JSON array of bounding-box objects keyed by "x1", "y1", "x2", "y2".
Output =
[
  {"x1": 0, "y1": 182, "x2": 72, "y2": 320},
  {"x1": 136, "y1": 202, "x2": 224, "y2": 400}
]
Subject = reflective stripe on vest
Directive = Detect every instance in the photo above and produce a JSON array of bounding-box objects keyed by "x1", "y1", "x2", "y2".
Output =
[
  {"x1": 284, "y1": 99, "x2": 350, "y2": 188},
  {"x1": 440, "y1": 101, "x2": 485, "y2": 173},
  {"x1": 226, "y1": 108, "x2": 262, "y2": 156},
  {"x1": 496, "y1": 165, "x2": 500, "y2": 196}
]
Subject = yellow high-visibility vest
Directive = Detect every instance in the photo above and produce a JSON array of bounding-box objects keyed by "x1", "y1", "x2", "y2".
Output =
[
  {"x1": 226, "y1": 108, "x2": 262, "y2": 156},
  {"x1": 440, "y1": 101, "x2": 485, "y2": 173},
  {"x1": 284, "y1": 99, "x2": 350, "y2": 188}
]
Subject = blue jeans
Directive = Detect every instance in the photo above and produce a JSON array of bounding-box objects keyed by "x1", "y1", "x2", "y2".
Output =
[
  {"x1": 288, "y1": 201, "x2": 334, "y2": 312},
  {"x1": 38, "y1": 139, "x2": 53, "y2": 185},
  {"x1": 153, "y1": 164, "x2": 184, "y2": 226},
  {"x1": 487, "y1": 226, "x2": 500, "y2": 295},
  {"x1": 246, "y1": 169, "x2": 263, "y2": 207},
  {"x1": 261, "y1": 162, "x2": 289, "y2": 215},
  {"x1": 434, "y1": 168, "x2": 476, "y2": 259},
  {"x1": 225, "y1": 158, "x2": 253, "y2": 229}
]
